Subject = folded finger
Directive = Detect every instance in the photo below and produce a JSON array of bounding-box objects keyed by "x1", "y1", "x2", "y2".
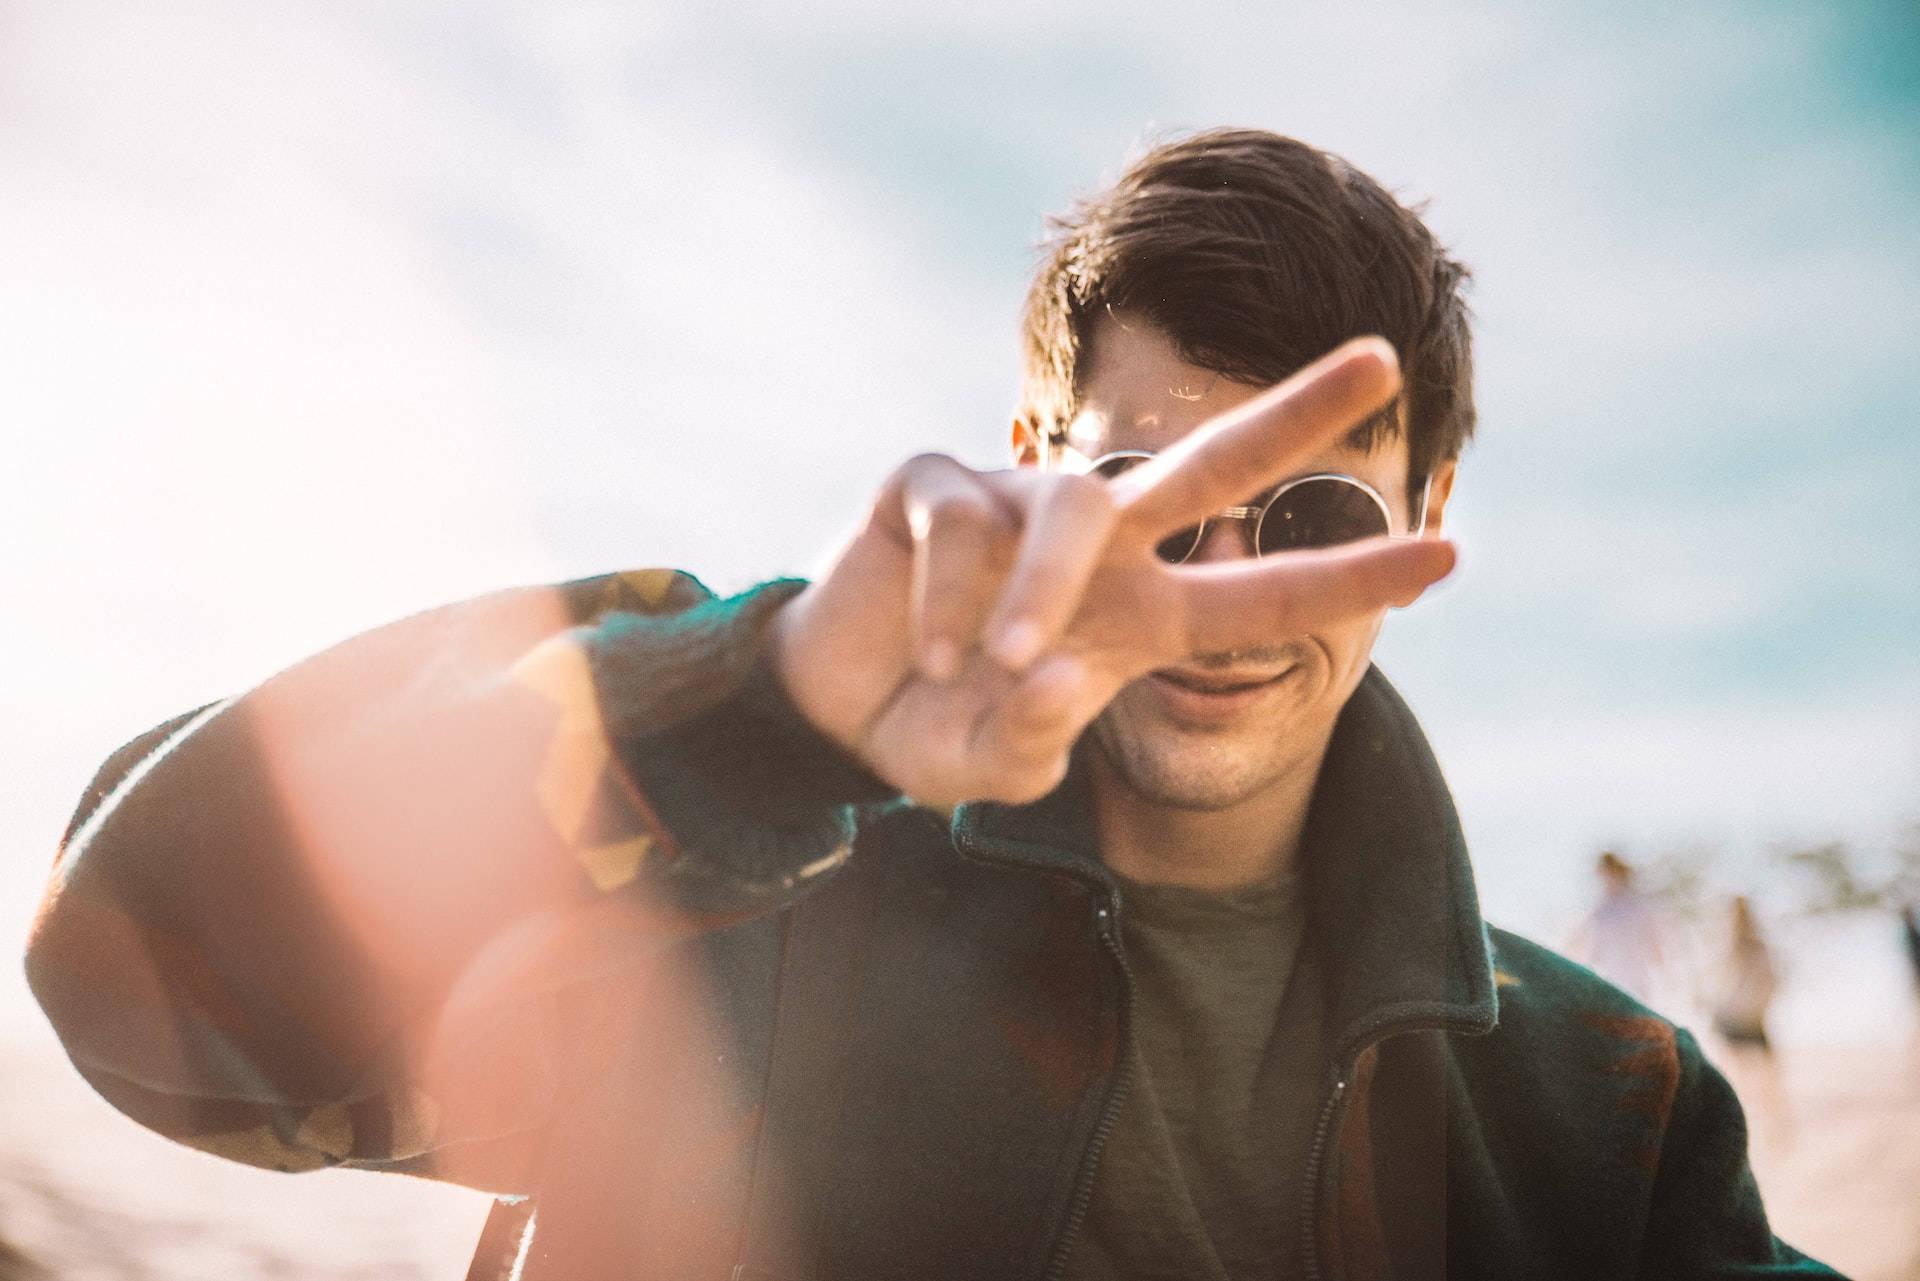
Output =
[
  {"x1": 1111, "y1": 337, "x2": 1401, "y2": 544},
  {"x1": 894, "y1": 454, "x2": 1016, "y2": 680},
  {"x1": 966, "y1": 652, "x2": 1107, "y2": 803},
  {"x1": 982, "y1": 472, "x2": 1119, "y2": 672}
]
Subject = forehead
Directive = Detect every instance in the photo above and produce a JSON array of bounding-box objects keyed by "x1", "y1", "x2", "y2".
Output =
[
  {"x1": 1064, "y1": 315, "x2": 1245, "y2": 454},
  {"x1": 1064, "y1": 313, "x2": 1408, "y2": 479}
]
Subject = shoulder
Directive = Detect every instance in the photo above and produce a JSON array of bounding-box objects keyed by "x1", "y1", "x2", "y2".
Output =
[
  {"x1": 1459, "y1": 927, "x2": 1702, "y2": 1175},
  {"x1": 1480, "y1": 926, "x2": 1686, "y2": 1074},
  {"x1": 1441, "y1": 938, "x2": 1826, "y2": 1272},
  {"x1": 1487, "y1": 926, "x2": 1657, "y2": 1022}
]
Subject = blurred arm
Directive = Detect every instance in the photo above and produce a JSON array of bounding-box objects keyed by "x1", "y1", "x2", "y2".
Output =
[{"x1": 25, "y1": 569, "x2": 892, "y2": 1193}]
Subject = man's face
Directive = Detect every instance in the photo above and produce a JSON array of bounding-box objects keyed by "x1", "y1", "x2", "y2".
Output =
[{"x1": 1028, "y1": 314, "x2": 1444, "y2": 813}]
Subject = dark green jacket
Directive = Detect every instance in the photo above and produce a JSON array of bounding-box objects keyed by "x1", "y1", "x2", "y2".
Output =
[{"x1": 27, "y1": 572, "x2": 1839, "y2": 1280}]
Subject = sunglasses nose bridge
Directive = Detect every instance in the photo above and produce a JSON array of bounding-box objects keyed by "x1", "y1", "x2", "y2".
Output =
[{"x1": 1170, "y1": 505, "x2": 1267, "y2": 564}]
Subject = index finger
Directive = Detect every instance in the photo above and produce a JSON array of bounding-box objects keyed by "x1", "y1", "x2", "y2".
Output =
[{"x1": 1107, "y1": 336, "x2": 1402, "y2": 541}]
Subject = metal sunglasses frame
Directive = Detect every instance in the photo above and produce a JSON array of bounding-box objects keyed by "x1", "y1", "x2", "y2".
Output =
[{"x1": 1059, "y1": 447, "x2": 1432, "y2": 563}]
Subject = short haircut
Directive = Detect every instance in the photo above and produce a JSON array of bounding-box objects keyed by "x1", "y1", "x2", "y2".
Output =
[{"x1": 1020, "y1": 129, "x2": 1476, "y2": 494}]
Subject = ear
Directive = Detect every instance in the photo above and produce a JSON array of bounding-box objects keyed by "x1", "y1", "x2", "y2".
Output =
[
  {"x1": 1011, "y1": 417, "x2": 1047, "y2": 469},
  {"x1": 1419, "y1": 459, "x2": 1459, "y2": 536}
]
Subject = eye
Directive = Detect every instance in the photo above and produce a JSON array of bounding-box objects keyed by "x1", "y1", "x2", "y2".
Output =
[
  {"x1": 1089, "y1": 453, "x2": 1151, "y2": 481},
  {"x1": 1255, "y1": 478, "x2": 1392, "y2": 553}
]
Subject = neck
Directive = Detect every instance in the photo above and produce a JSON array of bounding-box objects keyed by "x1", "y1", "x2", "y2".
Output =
[{"x1": 1084, "y1": 739, "x2": 1327, "y2": 891}]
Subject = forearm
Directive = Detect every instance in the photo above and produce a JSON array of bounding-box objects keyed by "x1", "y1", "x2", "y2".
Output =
[{"x1": 26, "y1": 569, "x2": 891, "y2": 1182}]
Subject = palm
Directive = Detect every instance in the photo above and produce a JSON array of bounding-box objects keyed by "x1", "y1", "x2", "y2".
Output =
[{"x1": 857, "y1": 554, "x2": 1183, "y2": 801}]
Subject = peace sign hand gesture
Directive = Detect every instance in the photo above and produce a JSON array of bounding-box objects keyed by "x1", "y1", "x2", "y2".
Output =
[{"x1": 769, "y1": 337, "x2": 1456, "y2": 809}]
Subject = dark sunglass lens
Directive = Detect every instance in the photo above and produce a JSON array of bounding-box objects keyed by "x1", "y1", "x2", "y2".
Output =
[
  {"x1": 1154, "y1": 526, "x2": 1204, "y2": 564},
  {"x1": 1256, "y1": 479, "x2": 1390, "y2": 554},
  {"x1": 1091, "y1": 454, "x2": 1150, "y2": 480}
]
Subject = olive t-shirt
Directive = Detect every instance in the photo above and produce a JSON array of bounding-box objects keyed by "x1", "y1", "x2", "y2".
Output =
[{"x1": 1063, "y1": 863, "x2": 1327, "y2": 1281}]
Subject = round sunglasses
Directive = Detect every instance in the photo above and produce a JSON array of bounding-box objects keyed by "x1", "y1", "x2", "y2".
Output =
[{"x1": 1070, "y1": 449, "x2": 1430, "y2": 564}]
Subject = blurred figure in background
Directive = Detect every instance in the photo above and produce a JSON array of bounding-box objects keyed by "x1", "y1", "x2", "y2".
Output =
[
  {"x1": 1903, "y1": 903, "x2": 1920, "y2": 1086},
  {"x1": 1710, "y1": 895, "x2": 1792, "y2": 1152},
  {"x1": 1902, "y1": 904, "x2": 1920, "y2": 1000},
  {"x1": 1571, "y1": 850, "x2": 1667, "y2": 1006},
  {"x1": 0, "y1": 1235, "x2": 46, "y2": 1281}
]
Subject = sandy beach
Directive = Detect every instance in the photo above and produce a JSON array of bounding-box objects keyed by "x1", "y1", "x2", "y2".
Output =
[
  {"x1": 0, "y1": 1039, "x2": 491, "y2": 1280},
  {"x1": 3, "y1": 1031, "x2": 1916, "y2": 1279},
  {"x1": 1736, "y1": 1042, "x2": 1920, "y2": 1280}
]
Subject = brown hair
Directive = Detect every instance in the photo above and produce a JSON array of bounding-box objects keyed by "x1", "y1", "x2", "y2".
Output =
[{"x1": 1020, "y1": 129, "x2": 1476, "y2": 496}]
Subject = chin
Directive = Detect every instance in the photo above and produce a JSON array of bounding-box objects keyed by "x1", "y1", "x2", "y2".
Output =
[
  {"x1": 1086, "y1": 650, "x2": 1356, "y2": 813},
  {"x1": 1088, "y1": 705, "x2": 1312, "y2": 813}
]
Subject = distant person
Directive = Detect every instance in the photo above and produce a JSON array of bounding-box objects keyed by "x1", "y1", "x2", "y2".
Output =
[
  {"x1": 1899, "y1": 903, "x2": 1920, "y2": 1092},
  {"x1": 1709, "y1": 895, "x2": 1792, "y2": 1150},
  {"x1": 0, "y1": 1240, "x2": 42, "y2": 1281},
  {"x1": 1902, "y1": 903, "x2": 1920, "y2": 997},
  {"x1": 1711, "y1": 896, "x2": 1779, "y2": 1055},
  {"x1": 1571, "y1": 850, "x2": 1667, "y2": 1004}
]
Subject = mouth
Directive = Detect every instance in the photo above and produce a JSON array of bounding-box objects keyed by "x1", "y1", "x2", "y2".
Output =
[
  {"x1": 1154, "y1": 668, "x2": 1294, "y2": 695},
  {"x1": 1144, "y1": 663, "x2": 1301, "y2": 722}
]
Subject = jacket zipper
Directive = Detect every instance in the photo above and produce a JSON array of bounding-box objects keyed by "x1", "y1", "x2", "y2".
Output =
[
  {"x1": 1299, "y1": 1015, "x2": 1479, "y2": 1281},
  {"x1": 1298, "y1": 1075, "x2": 1350, "y2": 1281},
  {"x1": 1039, "y1": 898, "x2": 1135, "y2": 1281}
]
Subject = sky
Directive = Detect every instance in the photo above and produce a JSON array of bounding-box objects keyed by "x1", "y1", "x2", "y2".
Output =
[{"x1": 3, "y1": 0, "x2": 1917, "y2": 1041}]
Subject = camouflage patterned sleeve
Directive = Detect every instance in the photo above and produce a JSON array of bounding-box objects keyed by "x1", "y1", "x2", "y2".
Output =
[{"x1": 25, "y1": 570, "x2": 893, "y2": 1193}]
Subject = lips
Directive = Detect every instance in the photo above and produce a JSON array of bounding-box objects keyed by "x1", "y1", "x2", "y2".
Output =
[
  {"x1": 1155, "y1": 667, "x2": 1294, "y2": 694},
  {"x1": 1141, "y1": 664, "x2": 1302, "y2": 726}
]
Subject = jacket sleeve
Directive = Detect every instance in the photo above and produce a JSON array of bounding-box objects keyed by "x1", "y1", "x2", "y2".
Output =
[
  {"x1": 1640, "y1": 1027, "x2": 1844, "y2": 1278},
  {"x1": 24, "y1": 569, "x2": 895, "y2": 1194}
]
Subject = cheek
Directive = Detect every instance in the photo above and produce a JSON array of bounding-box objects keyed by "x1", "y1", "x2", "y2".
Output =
[{"x1": 1311, "y1": 609, "x2": 1389, "y2": 682}]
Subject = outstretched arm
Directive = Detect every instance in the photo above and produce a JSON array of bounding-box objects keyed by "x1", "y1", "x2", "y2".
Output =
[
  {"x1": 28, "y1": 335, "x2": 1456, "y2": 1194},
  {"x1": 27, "y1": 570, "x2": 888, "y2": 1191}
]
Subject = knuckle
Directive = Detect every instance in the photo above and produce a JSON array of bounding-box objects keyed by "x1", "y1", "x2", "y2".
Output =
[
  {"x1": 899, "y1": 451, "x2": 962, "y2": 479},
  {"x1": 924, "y1": 491, "x2": 995, "y2": 533},
  {"x1": 895, "y1": 454, "x2": 968, "y2": 507},
  {"x1": 1054, "y1": 472, "x2": 1117, "y2": 521}
]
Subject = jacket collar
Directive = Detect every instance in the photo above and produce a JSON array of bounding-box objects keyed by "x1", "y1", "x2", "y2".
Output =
[{"x1": 952, "y1": 666, "x2": 1498, "y2": 1062}]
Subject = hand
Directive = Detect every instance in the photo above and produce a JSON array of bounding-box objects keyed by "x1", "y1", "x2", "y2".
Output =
[{"x1": 769, "y1": 337, "x2": 1456, "y2": 807}]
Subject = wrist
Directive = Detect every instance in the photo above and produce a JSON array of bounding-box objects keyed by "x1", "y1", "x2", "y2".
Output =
[{"x1": 765, "y1": 585, "x2": 865, "y2": 759}]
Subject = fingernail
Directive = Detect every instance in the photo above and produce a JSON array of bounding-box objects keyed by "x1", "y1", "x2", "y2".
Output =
[
  {"x1": 992, "y1": 620, "x2": 1043, "y2": 671},
  {"x1": 924, "y1": 637, "x2": 959, "y2": 681}
]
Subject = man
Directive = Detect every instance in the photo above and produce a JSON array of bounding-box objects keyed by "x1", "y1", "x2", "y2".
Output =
[{"x1": 27, "y1": 131, "x2": 1834, "y2": 1278}]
